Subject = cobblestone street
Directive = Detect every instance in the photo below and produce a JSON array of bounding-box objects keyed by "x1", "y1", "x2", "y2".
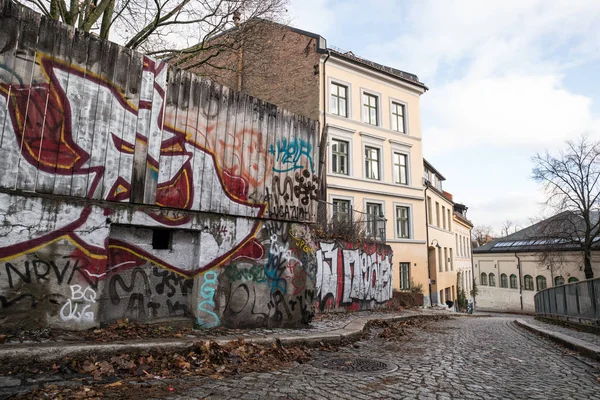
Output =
[{"x1": 175, "y1": 315, "x2": 600, "y2": 400}]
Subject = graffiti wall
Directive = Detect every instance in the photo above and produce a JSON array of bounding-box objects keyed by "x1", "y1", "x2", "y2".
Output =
[
  {"x1": 0, "y1": 0, "x2": 321, "y2": 330},
  {"x1": 315, "y1": 241, "x2": 393, "y2": 312}
]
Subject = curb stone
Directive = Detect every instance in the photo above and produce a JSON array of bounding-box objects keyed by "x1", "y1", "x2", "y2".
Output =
[
  {"x1": 0, "y1": 313, "x2": 445, "y2": 366},
  {"x1": 515, "y1": 318, "x2": 600, "y2": 361}
]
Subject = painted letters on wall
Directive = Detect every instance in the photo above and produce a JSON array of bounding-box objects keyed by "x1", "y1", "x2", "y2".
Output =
[{"x1": 0, "y1": 0, "x2": 322, "y2": 330}]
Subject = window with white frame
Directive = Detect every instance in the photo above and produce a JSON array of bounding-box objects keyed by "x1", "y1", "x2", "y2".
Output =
[
  {"x1": 393, "y1": 152, "x2": 408, "y2": 185},
  {"x1": 332, "y1": 199, "x2": 351, "y2": 223},
  {"x1": 330, "y1": 82, "x2": 348, "y2": 117},
  {"x1": 362, "y1": 93, "x2": 378, "y2": 125},
  {"x1": 331, "y1": 139, "x2": 349, "y2": 175},
  {"x1": 391, "y1": 102, "x2": 405, "y2": 133},
  {"x1": 396, "y1": 206, "x2": 410, "y2": 239},
  {"x1": 364, "y1": 146, "x2": 380, "y2": 180},
  {"x1": 399, "y1": 262, "x2": 410, "y2": 290},
  {"x1": 366, "y1": 202, "x2": 383, "y2": 238}
]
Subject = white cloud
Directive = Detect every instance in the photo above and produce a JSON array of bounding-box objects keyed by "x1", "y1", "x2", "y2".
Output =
[
  {"x1": 286, "y1": 0, "x2": 337, "y2": 37},
  {"x1": 423, "y1": 73, "x2": 599, "y2": 154}
]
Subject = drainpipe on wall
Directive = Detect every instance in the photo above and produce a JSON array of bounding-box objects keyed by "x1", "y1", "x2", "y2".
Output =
[
  {"x1": 424, "y1": 183, "x2": 433, "y2": 307},
  {"x1": 317, "y1": 50, "x2": 331, "y2": 203},
  {"x1": 515, "y1": 252, "x2": 523, "y2": 310}
]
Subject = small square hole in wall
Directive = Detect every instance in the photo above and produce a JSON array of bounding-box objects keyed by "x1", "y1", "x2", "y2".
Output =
[{"x1": 152, "y1": 229, "x2": 172, "y2": 250}]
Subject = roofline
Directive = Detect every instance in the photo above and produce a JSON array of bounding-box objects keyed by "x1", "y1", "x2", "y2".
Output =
[
  {"x1": 423, "y1": 158, "x2": 446, "y2": 181},
  {"x1": 204, "y1": 18, "x2": 328, "y2": 53},
  {"x1": 327, "y1": 50, "x2": 428, "y2": 91},
  {"x1": 453, "y1": 211, "x2": 473, "y2": 228}
]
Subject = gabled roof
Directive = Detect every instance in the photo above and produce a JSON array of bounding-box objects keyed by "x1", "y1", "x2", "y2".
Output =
[{"x1": 474, "y1": 211, "x2": 600, "y2": 254}]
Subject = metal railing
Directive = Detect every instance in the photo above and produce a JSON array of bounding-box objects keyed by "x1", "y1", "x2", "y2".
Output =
[
  {"x1": 316, "y1": 200, "x2": 386, "y2": 242},
  {"x1": 535, "y1": 278, "x2": 600, "y2": 324}
]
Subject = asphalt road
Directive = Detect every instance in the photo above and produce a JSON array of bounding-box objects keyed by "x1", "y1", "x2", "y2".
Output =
[{"x1": 175, "y1": 315, "x2": 600, "y2": 400}]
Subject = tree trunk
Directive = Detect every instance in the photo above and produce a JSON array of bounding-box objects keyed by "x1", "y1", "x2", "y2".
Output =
[{"x1": 584, "y1": 247, "x2": 594, "y2": 279}]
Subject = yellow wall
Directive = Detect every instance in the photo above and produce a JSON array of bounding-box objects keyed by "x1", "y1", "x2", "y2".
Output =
[{"x1": 321, "y1": 56, "x2": 428, "y2": 293}]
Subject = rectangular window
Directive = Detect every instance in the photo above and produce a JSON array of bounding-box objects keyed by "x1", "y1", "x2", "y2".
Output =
[
  {"x1": 362, "y1": 93, "x2": 378, "y2": 125},
  {"x1": 331, "y1": 139, "x2": 349, "y2": 175},
  {"x1": 438, "y1": 247, "x2": 442, "y2": 272},
  {"x1": 449, "y1": 248, "x2": 453, "y2": 271},
  {"x1": 332, "y1": 199, "x2": 351, "y2": 223},
  {"x1": 330, "y1": 82, "x2": 348, "y2": 117},
  {"x1": 444, "y1": 247, "x2": 448, "y2": 271},
  {"x1": 393, "y1": 152, "x2": 408, "y2": 185},
  {"x1": 391, "y1": 102, "x2": 405, "y2": 133},
  {"x1": 442, "y1": 206, "x2": 446, "y2": 229},
  {"x1": 400, "y1": 262, "x2": 410, "y2": 290},
  {"x1": 448, "y1": 209, "x2": 452, "y2": 231},
  {"x1": 366, "y1": 202, "x2": 383, "y2": 238},
  {"x1": 427, "y1": 196, "x2": 432, "y2": 225},
  {"x1": 364, "y1": 146, "x2": 380, "y2": 180},
  {"x1": 436, "y1": 202, "x2": 440, "y2": 228},
  {"x1": 396, "y1": 206, "x2": 410, "y2": 238}
]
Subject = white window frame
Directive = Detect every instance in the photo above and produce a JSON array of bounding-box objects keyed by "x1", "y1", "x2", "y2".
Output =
[
  {"x1": 360, "y1": 88, "x2": 382, "y2": 127},
  {"x1": 364, "y1": 199, "x2": 385, "y2": 239},
  {"x1": 390, "y1": 143, "x2": 411, "y2": 186},
  {"x1": 328, "y1": 78, "x2": 352, "y2": 119},
  {"x1": 328, "y1": 126, "x2": 355, "y2": 177},
  {"x1": 394, "y1": 202, "x2": 413, "y2": 239},
  {"x1": 331, "y1": 138, "x2": 350, "y2": 176},
  {"x1": 329, "y1": 194, "x2": 354, "y2": 223},
  {"x1": 361, "y1": 136, "x2": 384, "y2": 182},
  {"x1": 399, "y1": 262, "x2": 410, "y2": 290},
  {"x1": 389, "y1": 97, "x2": 409, "y2": 134}
]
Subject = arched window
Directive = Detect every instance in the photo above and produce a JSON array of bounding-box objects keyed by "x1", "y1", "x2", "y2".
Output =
[
  {"x1": 524, "y1": 275, "x2": 534, "y2": 290},
  {"x1": 489, "y1": 273, "x2": 496, "y2": 287},
  {"x1": 568, "y1": 277, "x2": 579, "y2": 283},
  {"x1": 481, "y1": 272, "x2": 488, "y2": 286},
  {"x1": 510, "y1": 274, "x2": 518, "y2": 289},
  {"x1": 500, "y1": 273, "x2": 508, "y2": 288},
  {"x1": 536, "y1": 275, "x2": 547, "y2": 291},
  {"x1": 554, "y1": 276, "x2": 565, "y2": 286}
]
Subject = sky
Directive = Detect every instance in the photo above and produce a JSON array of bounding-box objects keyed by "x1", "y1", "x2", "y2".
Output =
[{"x1": 287, "y1": 0, "x2": 600, "y2": 235}]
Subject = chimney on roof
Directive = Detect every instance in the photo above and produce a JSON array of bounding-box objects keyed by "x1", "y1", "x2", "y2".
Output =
[{"x1": 233, "y1": 10, "x2": 241, "y2": 27}]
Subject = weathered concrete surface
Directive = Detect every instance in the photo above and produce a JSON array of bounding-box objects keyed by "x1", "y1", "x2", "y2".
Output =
[
  {"x1": 0, "y1": 312, "x2": 435, "y2": 366},
  {"x1": 515, "y1": 318, "x2": 600, "y2": 361}
]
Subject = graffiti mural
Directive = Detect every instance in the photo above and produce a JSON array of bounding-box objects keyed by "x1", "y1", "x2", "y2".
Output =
[
  {"x1": 315, "y1": 241, "x2": 393, "y2": 312},
  {"x1": 0, "y1": 0, "x2": 321, "y2": 331}
]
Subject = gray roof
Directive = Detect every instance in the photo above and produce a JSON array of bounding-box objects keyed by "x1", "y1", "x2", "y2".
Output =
[
  {"x1": 474, "y1": 211, "x2": 600, "y2": 254},
  {"x1": 327, "y1": 47, "x2": 427, "y2": 90}
]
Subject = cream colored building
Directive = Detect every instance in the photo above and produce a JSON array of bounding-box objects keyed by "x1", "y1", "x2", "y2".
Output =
[
  {"x1": 323, "y1": 49, "x2": 429, "y2": 294},
  {"x1": 473, "y1": 219, "x2": 599, "y2": 312},
  {"x1": 452, "y1": 203, "x2": 474, "y2": 303},
  {"x1": 423, "y1": 161, "x2": 457, "y2": 306}
]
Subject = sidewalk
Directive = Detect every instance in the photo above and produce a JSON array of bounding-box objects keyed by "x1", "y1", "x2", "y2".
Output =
[
  {"x1": 515, "y1": 318, "x2": 600, "y2": 361},
  {"x1": 0, "y1": 308, "x2": 455, "y2": 366}
]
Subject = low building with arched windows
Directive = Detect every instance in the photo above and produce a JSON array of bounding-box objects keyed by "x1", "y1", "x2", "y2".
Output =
[{"x1": 472, "y1": 214, "x2": 600, "y2": 313}]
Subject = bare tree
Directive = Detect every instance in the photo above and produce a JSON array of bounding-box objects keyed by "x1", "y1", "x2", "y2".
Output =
[
  {"x1": 532, "y1": 135, "x2": 600, "y2": 279},
  {"x1": 500, "y1": 220, "x2": 520, "y2": 237},
  {"x1": 20, "y1": 0, "x2": 288, "y2": 61},
  {"x1": 471, "y1": 225, "x2": 494, "y2": 248}
]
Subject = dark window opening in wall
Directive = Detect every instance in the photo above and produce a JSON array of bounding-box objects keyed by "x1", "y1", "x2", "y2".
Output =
[{"x1": 152, "y1": 229, "x2": 172, "y2": 250}]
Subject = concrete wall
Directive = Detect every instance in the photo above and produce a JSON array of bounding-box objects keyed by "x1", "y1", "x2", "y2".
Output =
[
  {"x1": 314, "y1": 241, "x2": 393, "y2": 312},
  {"x1": 0, "y1": 0, "x2": 334, "y2": 331}
]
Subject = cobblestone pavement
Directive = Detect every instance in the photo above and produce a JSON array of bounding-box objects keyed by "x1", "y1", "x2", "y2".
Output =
[{"x1": 173, "y1": 316, "x2": 600, "y2": 400}]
